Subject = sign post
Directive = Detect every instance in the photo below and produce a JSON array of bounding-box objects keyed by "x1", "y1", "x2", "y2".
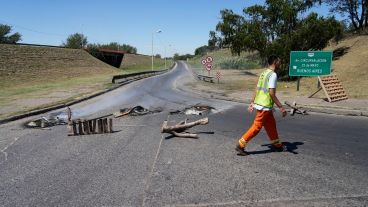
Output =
[
  {"x1": 288, "y1": 51, "x2": 348, "y2": 102},
  {"x1": 216, "y1": 71, "x2": 221, "y2": 83},
  {"x1": 201, "y1": 56, "x2": 214, "y2": 76}
]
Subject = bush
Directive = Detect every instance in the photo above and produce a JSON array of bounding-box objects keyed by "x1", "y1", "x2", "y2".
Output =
[
  {"x1": 62, "y1": 33, "x2": 87, "y2": 49},
  {"x1": 215, "y1": 57, "x2": 260, "y2": 70},
  {"x1": 0, "y1": 24, "x2": 22, "y2": 44}
]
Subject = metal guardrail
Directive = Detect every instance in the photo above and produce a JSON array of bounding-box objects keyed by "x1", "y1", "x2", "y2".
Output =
[
  {"x1": 196, "y1": 74, "x2": 215, "y2": 83},
  {"x1": 14, "y1": 43, "x2": 66, "y2": 48},
  {"x1": 112, "y1": 69, "x2": 169, "y2": 84}
]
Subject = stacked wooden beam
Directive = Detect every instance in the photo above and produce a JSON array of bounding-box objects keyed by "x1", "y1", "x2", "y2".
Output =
[
  {"x1": 66, "y1": 107, "x2": 113, "y2": 136},
  {"x1": 68, "y1": 118, "x2": 113, "y2": 136}
]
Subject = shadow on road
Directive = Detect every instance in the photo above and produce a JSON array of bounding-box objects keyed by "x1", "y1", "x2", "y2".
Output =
[
  {"x1": 248, "y1": 142, "x2": 304, "y2": 155},
  {"x1": 164, "y1": 131, "x2": 215, "y2": 139}
]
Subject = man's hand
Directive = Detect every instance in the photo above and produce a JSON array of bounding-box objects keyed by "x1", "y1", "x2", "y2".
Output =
[
  {"x1": 280, "y1": 107, "x2": 287, "y2": 117},
  {"x1": 248, "y1": 103, "x2": 254, "y2": 113}
]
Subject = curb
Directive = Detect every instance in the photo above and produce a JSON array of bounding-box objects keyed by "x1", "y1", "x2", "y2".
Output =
[
  {"x1": 0, "y1": 65, "x2": 176, "y2": 125},
  {"x1": 176, "y1": 80, "x2": 368, "y2": 117}
]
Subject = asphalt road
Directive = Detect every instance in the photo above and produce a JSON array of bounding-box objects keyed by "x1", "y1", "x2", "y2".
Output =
[{"x1": 0, "y1": 62, "x2": 367, "y2": 207}]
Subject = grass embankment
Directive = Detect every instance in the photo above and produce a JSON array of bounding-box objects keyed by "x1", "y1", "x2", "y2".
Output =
[
  {"x1": 121, "y1": 53, "x2": 173, "y2": 73},
  {"x1": 186, "y1": 49, "x2": 263, "y2": 96},
  {"x1": 0, "y1": 44, "x2": 169, "y2": 119},
  {"x1": 187, "y1": 35, "x2": 368, "y2": 99}
]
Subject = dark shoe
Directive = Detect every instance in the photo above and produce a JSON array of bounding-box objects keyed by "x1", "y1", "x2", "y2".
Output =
[
  {"x1": 235, "y1": 145, "x2": 250, "y2": 156},
  {"x1": 273, "y1": 145, "x2": 285, "y2": 152}
]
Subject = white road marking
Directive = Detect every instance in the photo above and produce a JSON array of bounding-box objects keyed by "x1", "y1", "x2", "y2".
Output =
[
  {"x1": 141, "y1": 114, "x2": 169, "y2": 207},
  {"x1": 1, "y1": 137, "x2": 19, "y2": 162}
]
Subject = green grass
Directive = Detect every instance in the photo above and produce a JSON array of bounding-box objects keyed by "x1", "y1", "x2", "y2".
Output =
[
  {"x1": 120, "y1": 53, "x2": 174, "y2": 74},
  {"x1": 0, "y1": 74, "x2": 119, "y2": 118},
  {"x1": 187, "y1": 49, "x2": 262, "y2": 71},
  {"x1": 215, "y1": 57, "x2": 260, "y2": 70}
]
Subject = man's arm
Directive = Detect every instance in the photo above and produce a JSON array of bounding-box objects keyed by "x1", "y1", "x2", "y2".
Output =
[
  {"x1": 269, "y1": 88, "x2": 287, "y2": 117},
  {"x1": 247, "y1": 86, "x2": 257, "y2": 112}
]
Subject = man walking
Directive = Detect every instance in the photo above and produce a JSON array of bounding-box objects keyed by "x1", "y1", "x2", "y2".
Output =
[{"x1": 236, "y1": 55, "x2": 287, "y2": 156}]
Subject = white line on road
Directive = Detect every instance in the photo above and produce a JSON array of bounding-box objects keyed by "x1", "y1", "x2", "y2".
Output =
[
  {"x1": 141, "y1": 114, "x2": 169, "y2": 207},
  {"x1": 0, "y1": 137, "x2": 19, "y2": 163},
  {"x1": 170, "y1": 194, "x2": 368, "y2": 207}
]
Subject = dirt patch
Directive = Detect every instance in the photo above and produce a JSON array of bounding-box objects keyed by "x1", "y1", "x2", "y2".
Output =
[
  {"x1": 185, "y1": 69, "x2": 259, "y2": 99},
  {"x1": 183, "y1": 65, "x2": 368, "y2": 112}
]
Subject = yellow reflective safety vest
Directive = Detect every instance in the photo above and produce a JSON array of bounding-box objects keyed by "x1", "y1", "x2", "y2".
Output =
[{"x1": 254, "y1": 69, "x2": 275, "y2": 108}]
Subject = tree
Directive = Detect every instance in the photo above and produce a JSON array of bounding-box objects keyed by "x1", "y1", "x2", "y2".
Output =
[
  {"x1": 97, "y1": 42, "x2": 137, "y2": 53},
  {"x1": 173, "y1": 53, "x2": 179, "y2": 60},
  {"x1": 208, "y1": 31, "x2": 220, "y2": 50},
  {"x1": 173, "y1": 53, "x2": 194, "y2": 60},
  {"x1": 194, "y1": 45, "x2": 210, "y2": 56},
  {"x1": 63, "y1": 33, "x2": 88, "y2": 49},
  {"x1": 216, "y1": 9, "x2": 246, "y2": 55},
  {"x1": 0, "y1": 24, "x2": 22, "y2": 44},
  {"x1": 324, "y1": 0, "x2": 367, "y2": 30},
  {"x1": 121, "y1": 44, "x2": 137, "y2": 54},
  {"x1": 214, "y1": 0, "x2": 343, "y2": 77},
  {"x1": 155, "y1": 54, "x2": 161, "y2": 59}
]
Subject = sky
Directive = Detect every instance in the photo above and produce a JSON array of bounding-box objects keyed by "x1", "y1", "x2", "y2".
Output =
[{"x1": 0, "y1": 0, "x2": 336, "y2": 57}]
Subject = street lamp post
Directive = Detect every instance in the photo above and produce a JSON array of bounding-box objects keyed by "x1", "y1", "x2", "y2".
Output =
[
  {"x1": 151, "y1": 29, "x2": 162, "y2": 71},
  {"x1": 164, "y1": 46, "x2": 167, "y2": 69}
]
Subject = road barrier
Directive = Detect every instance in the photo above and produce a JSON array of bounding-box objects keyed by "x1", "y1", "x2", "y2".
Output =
[
  {"x1": 196, "y1": 74, "x2": 214, "y2": 83},
  {"x1": 112, "y1": 69, "x2": 169, "y2": 84}
]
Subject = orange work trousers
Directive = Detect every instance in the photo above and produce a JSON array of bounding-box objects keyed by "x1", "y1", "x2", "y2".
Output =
[{"x1": 239, "y1": 110, "x2": 282, "y2": 149}]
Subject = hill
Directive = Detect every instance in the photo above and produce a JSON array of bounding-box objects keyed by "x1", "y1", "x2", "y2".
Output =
[
  {"x1": 187, "y1": 34, "x2": 368, "y2": 99},
  {"x1": 0, "y1": 44, "x2": 120, "y2": 119},
  {"x1": 0, "y1": 44, "x2": 116, "y2": 88},
  {"x1": 0, "y1": 44, "x2": 173, "y2": 119},
  {"x1": 120, "y1": 53, "x2": 172, "y2": 73},
  {"x1": 323, "y1": 35, "x2": 368, "y2": 98}
]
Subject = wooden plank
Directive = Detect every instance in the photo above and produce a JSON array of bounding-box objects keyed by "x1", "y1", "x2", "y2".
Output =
[
  {"x1": 318, "y1": 76, "x2": 332, "y2": 102},
  {"x1": 331, "y1": 97, "x2": 348, "y2": 102},
  {"x1": 92, "y1": 120, "x2": 96, "y2": 133},
  {"x1": 68, "y1": 121, "x2": 77, "y2": 136},
  {"x1": 88, "y1": 120, "x2": 94, "y2": 133},
  {"x1": 318, "y1": 74, "x2": 348, "y2": 103},
  {"x1": 308, "y1": 87, "x2": 322, "y2": 98},
  {"x1": 97, "y1": 119, "x2": 103, "y2": 134},
  {"x1": 328, "y1": 91, "x2": 346, "y2": 96},
  {"x1": 326, "y1": 89, "x2": 345, "y2": 93},
  {"x1": 325, "y1": 86, "x2": 344, "y2": 91},
  {"x1": 108, "y1": 118, "x2": 113, "y2": 133},
  {"x1": 103, "y1": 118, "x2": 108, "y2": 133},
  {"x1": 330, "y1": 94, "x2": 348, "y2": 99},
  {"x1": 326, "y1": 87, "x2": 344, "y2": 90},
  {"x1": 325, "y1": 83, "x2": 343, "y2": 87},
  {"x1": 78, "y1": 120, "x2": 84, "y2": 135},
  {"x1": 84, "y1": 121, "x2": 90, "y2": 134}
]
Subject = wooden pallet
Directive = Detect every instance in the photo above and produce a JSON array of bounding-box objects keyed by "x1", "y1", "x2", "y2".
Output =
[{"x1": 318, "y1": 74, "x2": 348, "y2": 102}]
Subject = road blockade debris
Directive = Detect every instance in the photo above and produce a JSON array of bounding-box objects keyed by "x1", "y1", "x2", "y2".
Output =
[
  {"x1": 196, "y1": 74, "x2": 215, "y2": 83},
  {"x1": 169, "y1": 105, "x2": 214, "y2": 116},
  {"x1": 25, "y1": 117, "x2": 66, "y2": 128},
  {"x1": 65, "y1": 107, "x2": 113, "y2": 136},
  {"x1": 114, "y1": 106, "x2": 162, "y2": 118},
  {"x1": 67, "y1": 117, "x2": 113, "y2": 136},
  {"x1": 24, "y1": 112, "x2": 68, "y2": 128},
  {"x1": 284, "y1": 101, "x2": 308, "y2": 116},
  {"x1": 161, "y1": 117, "x2": 209, "y2": 138}
]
